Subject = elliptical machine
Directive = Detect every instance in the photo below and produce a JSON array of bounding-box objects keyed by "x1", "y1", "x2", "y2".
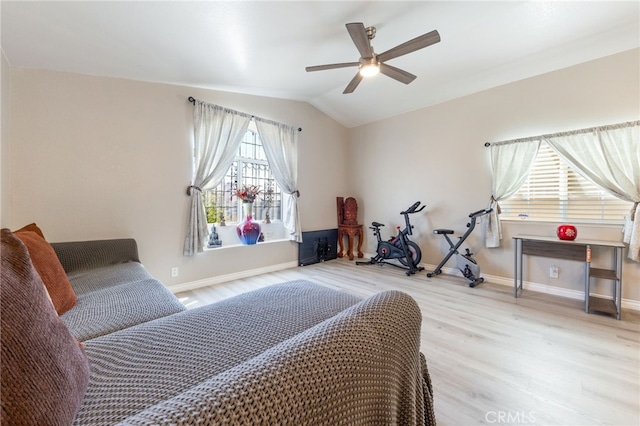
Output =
[
  {"x1": 356, "y1": 201, "x2": 425, "y2": 276},
  {"x1": 426, "y1": 208, "x2": 492, "y2": 287}
]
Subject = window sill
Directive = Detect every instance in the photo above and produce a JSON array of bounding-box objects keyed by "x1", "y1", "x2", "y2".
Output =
[
  {"x1": 205, "y1": 222, "x2": 289, "y2": 250},
  {"x1": 204, "y1": 238, "x2": 290, "y2": 251}
]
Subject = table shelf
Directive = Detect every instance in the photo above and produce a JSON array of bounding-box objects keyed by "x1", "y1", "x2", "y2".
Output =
[
  {"x1": 589, "y1": 268, "x2": 618, "y2": 280},
  {"x1": 587, "y1": 296, "x2": 617, "y2": 316}
]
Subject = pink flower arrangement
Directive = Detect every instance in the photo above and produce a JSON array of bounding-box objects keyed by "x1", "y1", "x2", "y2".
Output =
[{"x1": 235, "y1": 185, "x2": 261, "y2": 203}]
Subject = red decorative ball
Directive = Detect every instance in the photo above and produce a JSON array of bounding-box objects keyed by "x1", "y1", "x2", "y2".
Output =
[{"x1": 557, "y1": 224, "x2": 577, "y2": 241}]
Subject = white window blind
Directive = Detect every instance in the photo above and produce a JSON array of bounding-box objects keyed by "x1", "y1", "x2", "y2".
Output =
[{"x1": 499, "y1": 142, "x2": 632, "y2": 223}]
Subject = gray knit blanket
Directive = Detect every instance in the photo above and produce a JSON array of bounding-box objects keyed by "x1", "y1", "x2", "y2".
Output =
[{"x1": 75, "y1": 280, "x2": 435, "y2": 425}]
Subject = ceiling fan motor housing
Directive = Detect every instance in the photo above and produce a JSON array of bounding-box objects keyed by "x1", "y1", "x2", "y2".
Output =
[{"x1": 365, "y1": 26, "x2": 376, "y2": 41}]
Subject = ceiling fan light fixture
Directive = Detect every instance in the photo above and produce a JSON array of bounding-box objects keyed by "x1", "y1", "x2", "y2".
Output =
[{"x1": 359, "y1": 59, "x2": 380, "y2": 77}]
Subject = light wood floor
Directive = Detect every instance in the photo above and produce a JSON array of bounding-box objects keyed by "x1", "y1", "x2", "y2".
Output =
[{"x1": 175, "y1": 259, "x2": 640, "y2": 426}]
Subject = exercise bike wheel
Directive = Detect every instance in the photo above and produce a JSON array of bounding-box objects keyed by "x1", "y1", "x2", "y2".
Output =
[{"x1": 398, "y1": 241, "x2": 422, "y2": 267}]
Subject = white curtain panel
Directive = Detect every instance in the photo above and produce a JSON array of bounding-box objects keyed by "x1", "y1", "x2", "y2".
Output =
[
  {"x1": 485, "y1": 140, "x2": 541, "y2": 247},
  {"x1": 183, "y1": 101, "x2": 251, "y2": 256},
  {"x1": 545, "y1": 121, "x2": 640, "y2": 261},
  {"x1": 255, "y1": 119, "x2": 302, "y2": 242}
]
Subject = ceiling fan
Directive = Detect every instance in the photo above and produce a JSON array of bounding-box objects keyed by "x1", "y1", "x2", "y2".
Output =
[{"x1": 305, "y1": 22, "x2": 441, "y2": 94}]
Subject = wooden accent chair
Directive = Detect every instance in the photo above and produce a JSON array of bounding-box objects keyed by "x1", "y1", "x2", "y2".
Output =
[{"x1": 336, "y1": 197, "x2": 364, "y2": 261}]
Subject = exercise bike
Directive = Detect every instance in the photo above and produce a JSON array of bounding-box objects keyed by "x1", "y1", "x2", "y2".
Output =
[
  {"x1": 426, "y1": 208, "x2": 492, "y2": 287},
  {"x1": 356, "y1": 201, "x2": 425, "y2": 276}
]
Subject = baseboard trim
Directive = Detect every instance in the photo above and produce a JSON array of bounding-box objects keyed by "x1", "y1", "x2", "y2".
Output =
[
  {"x1": 168, "y1": 261, "x2": 299, "y2": 293},
  {"x1": 421, "y1": 263, "x2": 640, "y2": 312},
  {"x1": 170, "y1": 257, "x2": 639, "y2": 312}
]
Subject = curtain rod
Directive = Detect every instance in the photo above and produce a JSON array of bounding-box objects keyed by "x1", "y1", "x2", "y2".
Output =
[
  {"x1": 188, "y1": 96, "x2": 302, "y2": 132},
  {"x1": 484, "y1": 120, "x2": 639, "y2": 147}
]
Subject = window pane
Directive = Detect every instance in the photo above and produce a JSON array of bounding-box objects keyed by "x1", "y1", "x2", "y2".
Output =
[
  {"x1": 500, "y1": 142, "x2": 632, "y2": 223},
  {"x1": 204, "y1": 162, "x2": 238, "y2": 223},
  {"x1": 240, "y1": 161, "x2": 281, "y2": 222},
  {"x1": 203, "y1": 130, "x2": 281, "y2": 224}
]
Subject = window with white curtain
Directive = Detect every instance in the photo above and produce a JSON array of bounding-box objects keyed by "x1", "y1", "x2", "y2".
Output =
[
  {"x1": 203, "y1": 128, "x2": 282, "y2": 224},
  {"x1": 499, "y1": 142, "x2": 632, "y2": 223}
]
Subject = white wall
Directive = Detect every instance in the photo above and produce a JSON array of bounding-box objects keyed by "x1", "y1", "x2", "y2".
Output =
[
  {"x1": 5, "y1": 69, "x2": 349, "y2": 286},
  {"x1": 1, "y1": 50, "x2": 11, "y2": 226},
  {"x1": 348, "y1": 49, "x2": 640, "y2": 303},
  {"x1": 4, "y1": 49, "x2": 639, "y2": 305}
]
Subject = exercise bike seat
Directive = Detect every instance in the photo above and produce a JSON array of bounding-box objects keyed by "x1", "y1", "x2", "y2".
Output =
[
  {"x1": 433, "y1": 229, "x2": 454, "y2": 235},
  {"x1": 371, "y1": 221, "x2": 385, "y2": 228}
]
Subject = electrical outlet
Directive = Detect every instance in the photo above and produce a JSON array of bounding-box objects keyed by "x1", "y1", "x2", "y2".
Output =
[
  {"x1": 549, "y1": 265, "x2": 558, "y2": 279},
  {"x1": 171, "y1": 267, "x2": 179, "y2": 278}
]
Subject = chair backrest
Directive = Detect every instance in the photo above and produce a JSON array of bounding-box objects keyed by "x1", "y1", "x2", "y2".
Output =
[{"x1": 337, "y1": 197, "x2": 359, "y2": 226}]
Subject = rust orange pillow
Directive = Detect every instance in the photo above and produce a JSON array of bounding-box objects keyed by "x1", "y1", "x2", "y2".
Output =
[
  {"x1": 14, "y1": 230, "x2": 77, "y2": 315},
  {"x1": 14, "y1": 222, "x2": 46, "y2": 239}
]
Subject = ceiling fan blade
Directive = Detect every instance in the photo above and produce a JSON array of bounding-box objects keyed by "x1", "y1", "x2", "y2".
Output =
[
  {"x1": 379, "y1": 63, "x2": 417, "y2": 85},
  {"x1": 305, "y1": 62, "x2": 359, "y2": 72},
  {"x1": 377, "y1": 30, "x2": 440, "y2": 63},
  {"x1": 343, "y1": 72, "x2": 363, "y2": 94},
  {"x1": 346, "y1": 22, "x2": 373, "y2": 58}
]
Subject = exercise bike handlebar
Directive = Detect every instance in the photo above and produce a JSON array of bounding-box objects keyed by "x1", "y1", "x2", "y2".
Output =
[
  {"x1": 368, "y1": 202, "x2": 425, "y2": 232},
  {"x1": 401, "y1": 201, "x2": 425, "y2": 236},
  {"x1": 468, "y1": 208, "x2": 493, "y2": 219},
  {"x1": 402, "y1": 201, "x2": 425, "y2": 215}
]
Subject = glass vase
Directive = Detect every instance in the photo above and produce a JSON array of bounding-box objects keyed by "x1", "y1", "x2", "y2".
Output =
[{"x1": 236, "y1": 202, "x2": 261, "y2": 245}]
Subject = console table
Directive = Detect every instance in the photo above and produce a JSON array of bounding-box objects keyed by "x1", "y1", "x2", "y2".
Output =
[{"x1": 513, "y1": 235, "x2": 624, "y2": 320}]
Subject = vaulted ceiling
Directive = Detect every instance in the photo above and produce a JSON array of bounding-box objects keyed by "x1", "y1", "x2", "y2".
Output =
[{"x1": 2, "y1": 1, "x2": 638, "y2": 128}]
